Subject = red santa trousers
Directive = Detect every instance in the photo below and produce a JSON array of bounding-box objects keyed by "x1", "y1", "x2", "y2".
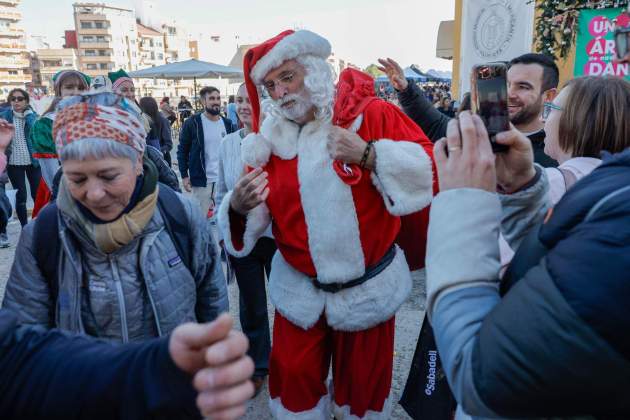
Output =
[{"x1": 269, "y1": 311, "x2": 395, "y2": 419}]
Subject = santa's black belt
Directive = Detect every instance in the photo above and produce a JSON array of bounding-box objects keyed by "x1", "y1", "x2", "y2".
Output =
[{"x1": 311, "y1": 246, "x2": 396, "y2": 293}]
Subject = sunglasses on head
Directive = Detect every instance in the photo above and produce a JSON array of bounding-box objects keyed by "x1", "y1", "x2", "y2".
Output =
[{"x1": 9, "y1": 96, "x2": 25, "y2": 102}]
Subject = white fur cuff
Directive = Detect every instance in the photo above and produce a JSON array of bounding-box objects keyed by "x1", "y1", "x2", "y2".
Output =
[
  {"x1": 269, "y1": 394, "x2": 331, "y2": 420},
  {"x1": 241, "y1": 132, "x2": 272, "y2": 168},
  {"x1": 371, "y1": 139, "x2": 434, "y2": 216},
  {"x1": 217, "y1": 190, "x2": 271, "y2": 257},
  {"x1": 332, "y1": 393, "x2": 394, "y2": 420}
]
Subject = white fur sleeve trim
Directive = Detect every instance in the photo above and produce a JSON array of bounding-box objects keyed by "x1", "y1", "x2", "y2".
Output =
[
  {"x1": 241, "y1": 132, "x2": 272, "y2": 168},
  {"x1": 371, "y1": 139, "x2": 434, "y2": 216},
  {"x1": 217, "y1": 190, "x2": 271, "y2": 257}
]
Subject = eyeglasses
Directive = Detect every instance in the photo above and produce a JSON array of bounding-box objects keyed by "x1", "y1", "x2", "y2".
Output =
[
  {"x1": 263, "y1": 70, "x2": 298, "y2": 92},
  {"x1": 9, "y1": 96, "x2": 25, "y2": 102},
  {"x1": 542, "y1": 102, "x2": 562, "y2": 120}
]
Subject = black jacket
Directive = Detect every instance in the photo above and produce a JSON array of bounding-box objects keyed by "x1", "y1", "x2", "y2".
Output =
[
  {"x1": 0, "y1": 309, "x2": 200, "y2": 419},
  {"x1": 397, "y1": 82, "x2": 558, "y2": 167},
  {"x1": 177, "y1": 113, "x2": 236, "y2": 188}
]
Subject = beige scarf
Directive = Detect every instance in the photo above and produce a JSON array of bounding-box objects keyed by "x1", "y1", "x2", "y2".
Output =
[{"x1": 57, "y1": 178, "x2": 159, "y2": 254}]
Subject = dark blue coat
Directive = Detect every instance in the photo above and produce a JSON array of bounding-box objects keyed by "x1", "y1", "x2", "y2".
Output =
[
  {"x1": 177, "y1": 113, "x2": 235, "y2": 188},
  {"x1": 0, "y1": 309, "x2": 201, "y2": 419}
]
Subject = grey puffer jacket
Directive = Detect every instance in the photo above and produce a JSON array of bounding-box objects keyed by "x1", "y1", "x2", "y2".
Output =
[{"x1": 2, "y1": 192, "x2": 228, "y2": 343}]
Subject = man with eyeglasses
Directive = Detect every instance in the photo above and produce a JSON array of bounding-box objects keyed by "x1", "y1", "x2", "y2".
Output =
[{"x1": 219, "y1": 30, "x2": 435, "y2": 418}]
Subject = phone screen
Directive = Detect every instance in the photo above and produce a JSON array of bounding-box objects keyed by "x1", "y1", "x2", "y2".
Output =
[{"x1": 475, "y1": 67, "x2": 509, "y2": 136}]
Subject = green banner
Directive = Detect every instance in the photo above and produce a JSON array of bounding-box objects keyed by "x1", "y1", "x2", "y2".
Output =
[{"x1": 574, "y1": 7, "x2": 630, "y2": 79}]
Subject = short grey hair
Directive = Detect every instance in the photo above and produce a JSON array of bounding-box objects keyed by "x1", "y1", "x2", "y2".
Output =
[{"x1": 60, "y1": 138, "x2": 140, "y2": 166}]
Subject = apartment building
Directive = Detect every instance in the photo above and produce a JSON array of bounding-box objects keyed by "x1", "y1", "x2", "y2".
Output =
[
  {"x1": 36, "y1": 48, "x2": 80, "y2": 90},
  {"x1": 73, "y1": 3, "x2": 139, "y2": 77},
  {"x1": 0, "y1": 0, "x2": 31, "y2": 96}
]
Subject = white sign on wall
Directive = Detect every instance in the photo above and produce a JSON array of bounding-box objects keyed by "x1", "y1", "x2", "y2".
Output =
[{"x1": 459, "y1": 0, "x2": 535, "y2": 98}]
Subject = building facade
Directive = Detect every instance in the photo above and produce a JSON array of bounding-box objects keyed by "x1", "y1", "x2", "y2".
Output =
[
  {"x1": 0, "y1": 0, "x2": 31, "y2": 96},
  {"x1": 36, "y1": 48, "x2": 80, "y2": 91},
  {"x1": 73, "y1": 3, "x2": 139, "y2": 77}
]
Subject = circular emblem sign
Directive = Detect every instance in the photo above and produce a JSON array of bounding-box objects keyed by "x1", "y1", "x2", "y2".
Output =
[{"x1": 472, "y1": 1, "x2": 516, "y2": 59}]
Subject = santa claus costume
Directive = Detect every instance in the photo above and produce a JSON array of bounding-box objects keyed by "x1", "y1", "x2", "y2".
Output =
[{"x1": 218, "y1": 29, "x2": 437, "y2": 419}]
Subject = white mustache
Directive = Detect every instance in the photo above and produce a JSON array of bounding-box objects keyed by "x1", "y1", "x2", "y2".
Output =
[{"x1": 278, "y1": 93, "x2": 303, "y2": 106}]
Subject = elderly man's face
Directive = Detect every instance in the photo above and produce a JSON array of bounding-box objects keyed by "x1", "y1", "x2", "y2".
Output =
[
  {"x1": 263, "y1": 59, "x2": 305, "y2": 101},
  {"x1": 63, "y1": 155, "x2": 142, "y2": 222},
  {"x1": 263, "y1": 60, "x2": 315, "y2": 123}
]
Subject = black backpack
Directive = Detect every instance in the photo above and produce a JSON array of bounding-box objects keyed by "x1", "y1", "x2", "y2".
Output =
[{"x1": 33, "y1": 184, "x2": 193, "y2": 303}]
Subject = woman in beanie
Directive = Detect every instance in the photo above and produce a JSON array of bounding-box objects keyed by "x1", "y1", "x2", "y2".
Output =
[
  {"x1": 3, "y1": 94, "x2": 228, "y2": 343},
  {"x1": 31, "y1": 70, "x2": 91, "y2": 217}
]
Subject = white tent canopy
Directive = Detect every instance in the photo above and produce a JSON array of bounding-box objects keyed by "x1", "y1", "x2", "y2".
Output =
[{"x1": 128, "y1": 59, "x2": 243, "y2": 79}]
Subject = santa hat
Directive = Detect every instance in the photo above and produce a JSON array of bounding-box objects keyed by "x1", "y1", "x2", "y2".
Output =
[
  {"x1": 108, "y1": 69, "x2": 134, "y2": 92},
  {"x1": 243, "y1": 30, "x2": 331, "y2": 132}
]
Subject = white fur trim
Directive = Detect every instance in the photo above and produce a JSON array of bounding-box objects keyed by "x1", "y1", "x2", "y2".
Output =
[
  {"x1": 269, "y1": 245, "x2": 411, "y2": 332},
  {"x1": 268, "y1": 251, "x2": 326, "y2": 330},
  {"x1": 325, "y1": 245, "x2": 411, "y2": 331},
  {"x1": 217, "y1": 190, "x2": 271, "y2": 257},
  {"x1": 371, "y1": 139, "x2": 434, "y2": 216},
  {"x1": 240, "y1": 132, "x2": 272, "y2": 168},
  {"x1": 332, "y1": 393, "x2": 394, "y2": 420},
  {"x1": 261, "y1": 115, "x2": 299, "y2": 160},
  {"x1": 297, "y1": 120, "x2": 365, "y2": 282},
  {"x1": 269, "y1": 393, "x2": 331, "y2": 420},
  {"x1": 251, "y1": 30, "x2": 332, "y2": 84}
]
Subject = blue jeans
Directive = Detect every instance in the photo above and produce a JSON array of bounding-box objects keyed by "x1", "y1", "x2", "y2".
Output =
[{"x1": 229, "y1": 237, "x2": 276, "y2": 378}]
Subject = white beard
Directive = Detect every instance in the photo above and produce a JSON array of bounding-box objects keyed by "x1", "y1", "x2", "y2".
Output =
[{"x1": 276, "y1": 89, "x2": 313, "y2": 122}]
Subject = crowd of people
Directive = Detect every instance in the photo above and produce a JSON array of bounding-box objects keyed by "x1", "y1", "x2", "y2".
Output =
[{"x1": 0, "y1": 18, "x2": 628, "y2": 420}]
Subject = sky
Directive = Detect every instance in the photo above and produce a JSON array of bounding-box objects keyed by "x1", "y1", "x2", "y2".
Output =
[{"x1": 19, "y1": 0, "x2": 454, "y2": 71}]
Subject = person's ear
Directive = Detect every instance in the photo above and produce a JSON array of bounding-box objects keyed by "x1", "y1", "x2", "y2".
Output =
[{"x1": 543, "y1": 88, "x2": 558, "y2": 103}]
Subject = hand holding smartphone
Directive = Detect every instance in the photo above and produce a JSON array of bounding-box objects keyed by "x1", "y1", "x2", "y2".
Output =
[{"x1": 471, "y1": 62, "x2": 510, "y2": 153}]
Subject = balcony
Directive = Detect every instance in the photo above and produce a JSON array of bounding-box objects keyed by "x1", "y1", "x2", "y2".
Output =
[
  {"x1": 78, "y1": 41, "x2": 110, "y2": 49},
  {"x1": 0, "y1": 27, "x2": 24, "y2": 37},
  {"x1": 0, "y1": 1, "x2": 20, "y2": 6},
  {"x1": 77, "y1": 27, "x2": 111, "y2": 36},
  {"x1": 81, "y1": 54, "x2": 113, "y2": 63},
  {"x1": 0, "y1": 43, "x2": 25, "y2": 53},
  {"x1": 0, "y1": 8, "x2": 21, "y2": 20},
  {"x1": 0, "y1": 57, "x2": 29, "y2": 68},
  {"x1": 0, "y1": 73, "x2": 32, "y2": 84}
]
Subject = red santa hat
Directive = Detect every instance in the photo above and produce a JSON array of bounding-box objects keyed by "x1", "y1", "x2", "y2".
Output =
[{"x1": 243, "y1": 30, "x2": 331, "y2": 132}]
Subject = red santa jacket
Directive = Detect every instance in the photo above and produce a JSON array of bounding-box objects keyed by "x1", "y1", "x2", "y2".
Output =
[{"x1": 218, "y1": 69, "x2": 435, "y2": 331}]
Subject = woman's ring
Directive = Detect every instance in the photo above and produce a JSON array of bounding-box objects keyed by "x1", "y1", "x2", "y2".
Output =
[{"x1": 448, "y1": 146, "x2": 462, "y2": 152}]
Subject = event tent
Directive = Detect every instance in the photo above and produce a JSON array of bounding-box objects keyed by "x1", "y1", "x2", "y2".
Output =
[{"x1": 128, "y1": 59, "x2": 243, "y2": 101}]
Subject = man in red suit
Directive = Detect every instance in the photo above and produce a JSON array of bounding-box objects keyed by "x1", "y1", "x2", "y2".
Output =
[{"x1": 218, "y1": 29, "x2": 436, "y2": 419}]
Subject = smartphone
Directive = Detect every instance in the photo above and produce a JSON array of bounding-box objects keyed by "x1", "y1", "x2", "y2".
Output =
[{"x1": 471, "y1": 63, "x2": 510, "y2": 153}]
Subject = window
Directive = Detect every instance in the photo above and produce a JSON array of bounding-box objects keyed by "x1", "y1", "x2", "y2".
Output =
[
  {"x1": 150, "y1": 52, "x2": 155, "y2": 60},
  {"x1": 80, "y1": 21, "x2": 93, "y2": 29},
  {"x1": 94, "y1": 21, "x2": 104, "y2": 29},
  {"x1": 84, "y1": 49, "x2": 96, "y2": 56},
  {"x1": 81, "y1": 36, "x2": 94, "y2": 43},
  {"x1": 157, "y1": 53, "x2": 163, "y2": 60},
  {"x1": 8, "y1": 70, "x2": 17, "y2": 75},
  {"x1": 96, "y1": 36, "x2": 107, "y2": 42},
  {"x1": 98, "y1": 49, "x2": 109, "y2": 56},
  {"x1": 99, "y1": 63, "x2": 110, "y2": 70},
  {"x1": 86, "y1": 63, "x2": 97, "y2": 70}
]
